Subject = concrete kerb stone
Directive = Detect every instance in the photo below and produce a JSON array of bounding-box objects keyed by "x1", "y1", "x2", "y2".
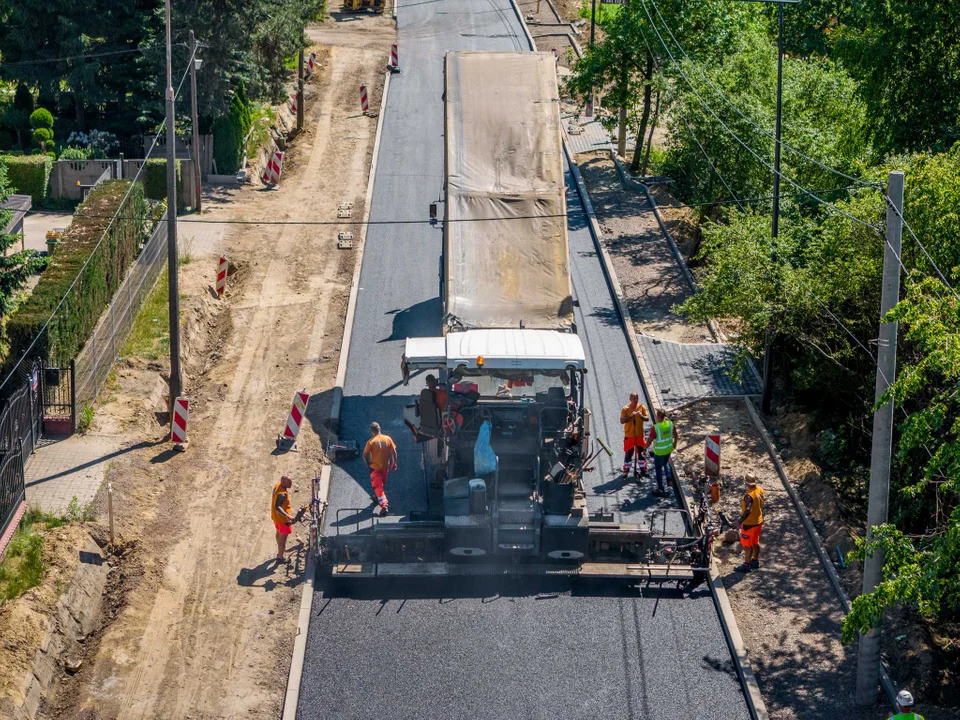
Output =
[
  {"x1": 743, "y1": 397, "x2": 900, "y2": 711},
  {"x1": 557, "y1": 62, "x2": 770, "y2": 720},
  {"x1": 330, "y1": 69, "x2": 392, "y2": 436},
  {"x1": 281, "y1": 66, "x2": 394, "y2": 720}
]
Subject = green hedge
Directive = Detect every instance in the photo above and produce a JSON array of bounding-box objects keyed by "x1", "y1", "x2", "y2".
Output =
[
  {"x1": 0, "y1": 155, "x2": 52, "y2": 202},
  {"x1": 5, "y1": 180, "x2": 148, "y2": 365},
  {"x1": 143, "y1": 158, "x2": 182, "y2": 201}
]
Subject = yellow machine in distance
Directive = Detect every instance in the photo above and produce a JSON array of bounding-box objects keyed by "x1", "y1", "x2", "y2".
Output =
[{"x1": 341, "y1": 0, "x2": 386, "y2": 13}]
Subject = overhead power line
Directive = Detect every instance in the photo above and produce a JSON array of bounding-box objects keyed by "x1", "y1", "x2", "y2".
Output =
[
  {"x1": 0, "y1": 47, "x2": 156, "y2": 68},
  {"x1": 645, "y1": 0, "x2": 876, "y2": 191},
  {"x1": 0, "y1": 47, "x2": 198, "y2": 396}
]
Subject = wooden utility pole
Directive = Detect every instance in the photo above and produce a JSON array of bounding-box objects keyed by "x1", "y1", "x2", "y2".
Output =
[
  {"x1": 297, "y1": 44, "x2": 305, "y2": 133},
  {"x1": 189, "y1": 31, "x2": 202, "y2": 214},
  {"x1": 855, "y1": 170, "x2": 904, "y2": 705}
]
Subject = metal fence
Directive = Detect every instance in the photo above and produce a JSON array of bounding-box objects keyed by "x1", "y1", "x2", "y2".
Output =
[
  {"x1": 73, "y1": 212, "x2": 168, "y2": 410},
  {"x1": 0, "y1": 360, "x2": 43, "y2": 539}
]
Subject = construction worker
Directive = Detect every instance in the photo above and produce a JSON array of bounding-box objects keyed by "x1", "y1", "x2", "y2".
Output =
[
  {"x1": 890, "y1": 690, "x2": 924, "y2": 720},
  {"x1": 425, "y1": 374, "x2": 448, "y2": 411},
  {"x1": 363, "y1": 421, "x2": 397, "y2": 517},
  {"x1": 271, "y1": 475, "x2": 295, "y2": 562},
  {"x1": 735, "y1": 474, "x2": 765, "y2": 573},
  {"x1": 620, "y1": 392, "x2": 648, "y2": 479},
  {"x1": 646, "y1": 408, "x2": 677, "y2": 496}
]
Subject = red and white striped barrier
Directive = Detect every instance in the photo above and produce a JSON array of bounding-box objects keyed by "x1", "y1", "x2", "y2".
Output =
[
  {"x1": 261, "y1": 150, "x2": 283, "y2": 185},
  {"x1": 705, "y1": 434, "x2": 721, "y2": 477},
  {"x1": 390, "y1": 44, "x2": 399, "y2": 68},
  {"x1": 290, "y1": 92, "x2": 299, "y2": 115},
  {"x1": 360, "y1": 84, "x2": 369, "y2": 114},
  {"x1": 305, "y1": 51, "x2": 316, "y2": 78},
  {"x1": 278, "y1": 390, "x2": 310, "y2": 449},
  {"x1": 215, "y1": 256, "x2": 228, "y2": 297},
  {"x1": 171, "y1": 397, "x2": 189, "y2": 447}
]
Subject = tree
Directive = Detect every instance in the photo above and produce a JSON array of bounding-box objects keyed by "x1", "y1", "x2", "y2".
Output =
[
  {"x1": 832, "y1": 0, "x2": 960, "y2": 154},
  {"x1": 29, "y1": 108, "x2": 54, "y2": 151},
  {"x1": 842, "y1": 277, "x2": 960, "y2": 641}
]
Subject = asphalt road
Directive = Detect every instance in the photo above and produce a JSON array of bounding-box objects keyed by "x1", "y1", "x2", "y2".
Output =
[{"x1": 301, "y1": 0, "x2": 749, "y2": 717}]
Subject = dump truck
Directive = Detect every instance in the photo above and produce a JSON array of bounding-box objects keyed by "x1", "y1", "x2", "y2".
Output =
[{"x1": 321, "y1": 52, "x2": 713, "y2": 582}]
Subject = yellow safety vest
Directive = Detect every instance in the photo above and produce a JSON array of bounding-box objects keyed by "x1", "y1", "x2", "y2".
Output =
[{"x1": 653, "y1": 420, "x2": 674, "y2": 456}]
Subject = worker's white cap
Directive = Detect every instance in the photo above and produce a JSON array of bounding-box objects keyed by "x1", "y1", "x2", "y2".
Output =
[{"x1": 896, "y1": 690, "x2": 915, "y2": 707}]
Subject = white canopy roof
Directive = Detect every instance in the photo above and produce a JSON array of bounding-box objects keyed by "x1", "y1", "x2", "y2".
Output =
[{"x1": 405, "y1": 329, "x2": 585, "y2": 373}]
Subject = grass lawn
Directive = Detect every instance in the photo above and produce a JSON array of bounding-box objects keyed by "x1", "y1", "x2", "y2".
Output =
[{"x1": 120, "y1": 268, "x2": 170, "y2": 361}]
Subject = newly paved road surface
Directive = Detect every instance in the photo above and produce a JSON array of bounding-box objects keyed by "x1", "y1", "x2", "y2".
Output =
[{"x1": 301, "y1": 0, "x2": 749, "y2": 717}]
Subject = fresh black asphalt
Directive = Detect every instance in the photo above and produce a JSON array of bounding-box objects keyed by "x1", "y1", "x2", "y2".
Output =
[{"x1": 300, "y1": 0, "x2": 750, "y2": 716}]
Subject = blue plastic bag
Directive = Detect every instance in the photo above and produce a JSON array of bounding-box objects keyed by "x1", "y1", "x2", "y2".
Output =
[{"x1": 474, "y1": 420, "x2": 497, "y2": 476}]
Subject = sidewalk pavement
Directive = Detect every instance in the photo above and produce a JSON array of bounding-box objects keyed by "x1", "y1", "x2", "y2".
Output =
[{"x1": 24, "y1": 434, "x2": 122, "y2": 515}]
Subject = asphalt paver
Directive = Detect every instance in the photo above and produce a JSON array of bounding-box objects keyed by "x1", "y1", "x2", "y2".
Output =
[{"x1": 304, "y1": 0, "x2": 750, "y2": 716}]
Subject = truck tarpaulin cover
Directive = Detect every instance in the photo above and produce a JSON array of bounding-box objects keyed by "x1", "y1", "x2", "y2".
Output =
[{"x1": 444, "y1": 52, "x2": 574, "y2": 331}]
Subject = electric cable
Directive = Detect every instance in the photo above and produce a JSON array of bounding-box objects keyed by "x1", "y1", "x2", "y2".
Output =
[
  {"x1": 0, "y1": 47, "x2": 198, "y2": 395},
  {"x1": 646, "y1": 0, "x2": 876, "y2": 191}
]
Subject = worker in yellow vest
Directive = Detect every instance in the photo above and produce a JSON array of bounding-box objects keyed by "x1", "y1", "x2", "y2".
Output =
[
  {"x1": 645, "y1": 408, "x2": 677, "y2": 497},
  {"x1": 735, "y1": 474, "x2": 765, "y2": 573},
  {"x1": 891, "y1": 690, "x2": 925, "y2": 720}
]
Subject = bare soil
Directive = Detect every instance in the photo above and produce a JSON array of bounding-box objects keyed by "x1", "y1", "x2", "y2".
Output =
[
  {"x1": 577, "y1": 150, "x2": 711, "y2": 343},
  {"x1": 33, "y1": 14, "x2": 395, "y2": 719}
]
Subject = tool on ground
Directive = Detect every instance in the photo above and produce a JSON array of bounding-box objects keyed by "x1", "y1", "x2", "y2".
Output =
[
  {"x1": 565, "y1": 435, "x2": 612, "y2": 481},
  {"x1": 276, "y1": 389, "x2": 309, "y2": 451},
  {"x1": 171, "y1": 396, "x2": 189, "y2": 450},
  {"x1": 329, "y1": 441, "x2": 359, "y2": 461}
]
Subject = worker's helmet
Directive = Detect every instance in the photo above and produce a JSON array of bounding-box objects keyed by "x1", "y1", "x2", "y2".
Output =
[{"x1": 896, "y1": 690, "x2": 915, "y2": 707}]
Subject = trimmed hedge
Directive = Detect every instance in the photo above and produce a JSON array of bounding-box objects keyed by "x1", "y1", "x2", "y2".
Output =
[
  {"x1": 0, "y1": 155, "x2": 52, "y2": 202},
  {"x1": 144, "y1": 158, "x2": 182, "y2": 201},
  {"x1": 5, "y1": 180, "x2": 149, "y2": 365}
]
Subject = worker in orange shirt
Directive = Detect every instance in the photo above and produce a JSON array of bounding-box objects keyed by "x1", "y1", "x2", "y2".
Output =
[
  {"x1": 620, "y1": 392, "x2": 648, "y2": 479},
  {"x1": 271, "y1": 475, "x2": 295, "y2": 562},
  {"x1": 363, "y1": 421, "x2": 397, "y2": 517},
  {"x1": 735, "y1": 474, "x2": 765, "y2": 573}
]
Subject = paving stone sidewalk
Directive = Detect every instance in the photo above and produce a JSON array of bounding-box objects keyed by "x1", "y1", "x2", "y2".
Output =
[{"x1": 24, "y1": 434, "x2": 122, "y2": 515}]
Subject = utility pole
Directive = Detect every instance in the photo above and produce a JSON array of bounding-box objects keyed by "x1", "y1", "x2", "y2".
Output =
[
  {"x1": 189, "y1": 30, "x2": 201, "y2": 215},
  {"x1": 165, "y1": 0, "x2": 183, "y2": 417},
  {"x1": 297, "y1": 42, "x2": 305, "y2": 133},
  {"x1": 590, "y1": 0, "x2": 597, "y2": 46},
  {"x1": 856, "y1": 170, "x2": 904, "y2": 705},
  {"x1": 761, "y1": 2, "x2": 787, "y2": 414}
]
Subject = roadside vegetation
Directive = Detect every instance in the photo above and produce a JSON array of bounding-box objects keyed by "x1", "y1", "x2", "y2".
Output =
[
  {"x1": 566, "y1": 0, "x2": 959, "y2": 690},
  {"x1": 120, "y1": 268, "x2": 170, "y2": 362},
  {"x1": 0, "y1": 500, "x2": 93, "y2": 605}
]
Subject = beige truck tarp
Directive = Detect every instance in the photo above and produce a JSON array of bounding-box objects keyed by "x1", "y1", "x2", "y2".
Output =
[{"x1": 443, "y1": 51, "x2": 574, "y2": 332}]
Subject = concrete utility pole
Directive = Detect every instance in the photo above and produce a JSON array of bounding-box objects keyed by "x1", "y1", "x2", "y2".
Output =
[
  {"x1": 855, "y1": 170, "x2": 904, "y2": 705},
  {"x1": 189, "y1": 30, "x2": 202, "y2": 214},
  {"x1": 165, "y1": 0, "x2": 183, "y2": 415},
  {"x1": 297, "y1": 43, "x2": 305, "y2": 133}
]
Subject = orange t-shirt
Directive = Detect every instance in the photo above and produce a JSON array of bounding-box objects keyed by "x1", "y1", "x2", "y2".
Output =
[
  {"x1": 271, "y1": 482, "x2": 291, "y2": 524},
  {"x1": 364, "y1": 433, "x2": 396, "y2": 471},
  {"x1": 620, "y1": 404, "x2": 647, "y2": 438}
]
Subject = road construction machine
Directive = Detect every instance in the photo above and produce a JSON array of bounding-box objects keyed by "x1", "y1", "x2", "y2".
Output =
[
  {"x1": 320, "y1": 52, "x2": 713, "y2": 583},
  {"x1": 340, "y1": 0, "x2": 385, "y2": 13}
]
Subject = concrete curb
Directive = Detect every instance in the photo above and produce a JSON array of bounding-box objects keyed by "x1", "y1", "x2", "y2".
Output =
[
  {"x1": 743, "y1": 397, "x2": 899, "y2": 710},
  {"x1": 330, "y1": 69, "x2": 392, "y2": 436},
  {"x1": 281, "y1": 63, "x2": 394, "y2": 720}
]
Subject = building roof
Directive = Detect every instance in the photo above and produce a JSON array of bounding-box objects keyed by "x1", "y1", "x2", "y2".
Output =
[{"x1": 2, "y1": 194, "x2": 32, "y2": 235}]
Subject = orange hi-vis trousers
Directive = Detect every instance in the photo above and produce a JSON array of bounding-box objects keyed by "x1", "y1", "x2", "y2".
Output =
[{"x1": 370, "y1": 469, "x2": 389, "y2": 510}]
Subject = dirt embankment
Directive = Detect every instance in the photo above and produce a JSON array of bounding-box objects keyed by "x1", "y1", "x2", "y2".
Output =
[{"x1": 27, "y1": 14, "x2": 395, "y2": 720}]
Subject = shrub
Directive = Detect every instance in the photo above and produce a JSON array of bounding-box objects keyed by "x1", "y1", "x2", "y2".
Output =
[
  {"x1": 5, "y1": 180, "x2": 149, "y2": 365},
  {"x1": 143, "y1": 158, "x2": 182, "y2": 201},
  {"x1": 0, "y1": 154, "x2": 53, "y2": 201},
  {"x1": 31, "y1": 127, "x2": 52, "y2": 151},
  {"x1": 29, "y1": 108, "x2": 53, "y2": 130},
  {"x1": 59, "y1": 146, "x2": 89, "y2": 160},
  {"x1": 212, "y1": 112, "x2": 243, "y2": 175}
]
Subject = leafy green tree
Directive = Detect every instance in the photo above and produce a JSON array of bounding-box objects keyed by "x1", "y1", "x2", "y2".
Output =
[
  {"x1": 832, "y1": 0, "x2": 960, "y2": 154},
  {"x1": 842, "y1": 277, "x2": 960, "y2": 641}
]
